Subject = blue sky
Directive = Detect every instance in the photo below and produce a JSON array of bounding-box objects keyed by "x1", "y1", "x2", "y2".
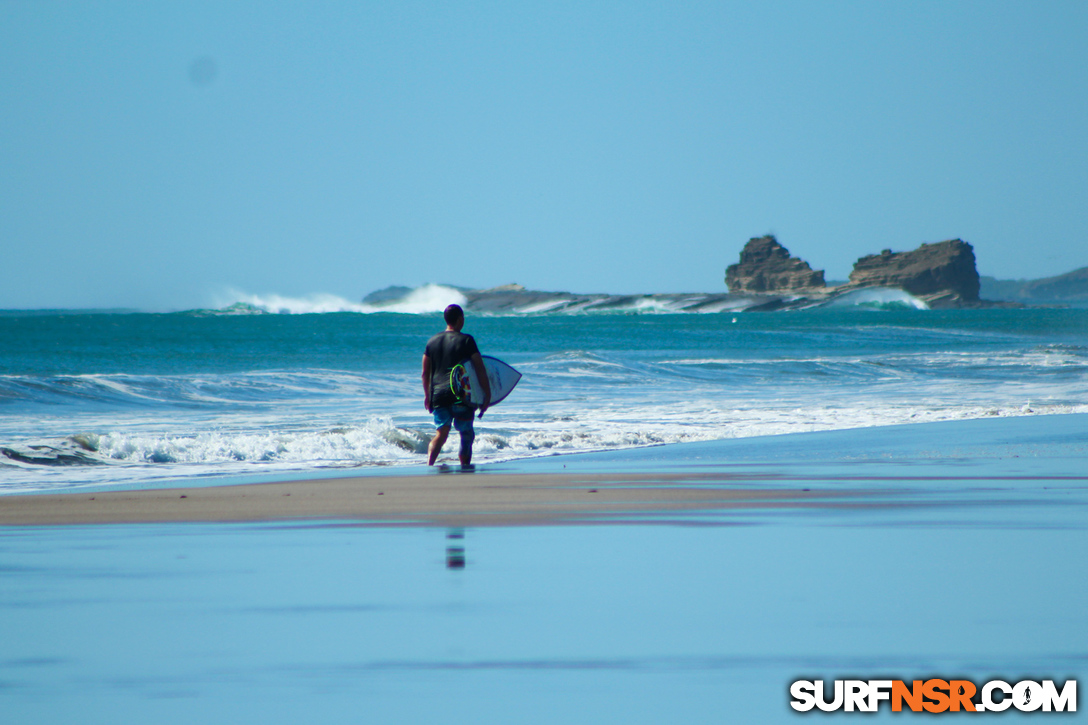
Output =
[{"x1": 2, "y1": 1, "x2": 1086, "y2": 309}]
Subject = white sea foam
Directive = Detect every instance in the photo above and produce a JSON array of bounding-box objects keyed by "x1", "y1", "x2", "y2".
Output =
[
  {"x1": 214, "y1": 285, "x2": 466, "y2": 315},
  {"x1": 687, "y1": 298, "x2": 756, "y2": 313},
  {"x1": 628, "y1": 297, "x2": 684, "y2": 313},
  {"x1": 216, "y1": 290, "x2": 369, "y2": 314},
  {"x1": 818, "y1": 287, "x2": 930, "y2": 310},
  {"x1": 85, "y1": 420, "x2": 427, "y2": 465},
  {"x1": 3, "y1": 383, "x2": 1085, "y2": 492},
  {"x1": 376, "y1": 284, "x2": 467, "y2": 314},
  {"x1": 210, "y1": 284, "x2": 939, "y2": 316}
]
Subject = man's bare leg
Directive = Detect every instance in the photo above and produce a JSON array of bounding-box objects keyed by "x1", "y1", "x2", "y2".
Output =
[
  {"x1": 458, "y1": 424, "x2": 475, "y2": 468},
  {"x1": 428, "y1": 426, "x2": 450, "y2": 466}
]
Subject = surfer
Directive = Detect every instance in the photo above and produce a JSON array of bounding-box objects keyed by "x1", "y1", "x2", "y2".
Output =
[{"x1": 423, "y1": 304, "x2": 491, "y2": 467}]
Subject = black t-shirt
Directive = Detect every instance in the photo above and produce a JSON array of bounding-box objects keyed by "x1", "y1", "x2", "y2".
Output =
[{"x1": 425, "y1": 330, "x2": 480, "y2": 407}]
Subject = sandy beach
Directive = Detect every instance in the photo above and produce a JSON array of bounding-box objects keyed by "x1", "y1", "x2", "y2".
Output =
[{"x1": 0, "y1": 471, "x2": 892, "y2": 527}]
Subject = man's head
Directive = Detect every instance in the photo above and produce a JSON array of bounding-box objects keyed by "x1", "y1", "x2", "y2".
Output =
[{"x1": 443, "y1": 304, "x2": 465, "y2": 329}]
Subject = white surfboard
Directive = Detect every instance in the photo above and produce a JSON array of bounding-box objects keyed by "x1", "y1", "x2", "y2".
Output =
[{"x1": 450, "y1": 356, "x2": 521, "y2": 406}]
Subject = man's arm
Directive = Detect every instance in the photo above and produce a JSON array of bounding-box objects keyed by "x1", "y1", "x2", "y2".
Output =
[
  {"x1": 469, "y1": 352, "x2": 491, "y2": 418},
  {"x1": 421, "y1": 354, "x2": 433, "y2": 412}
]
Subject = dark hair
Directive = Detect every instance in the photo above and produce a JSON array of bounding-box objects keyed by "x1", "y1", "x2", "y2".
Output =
[{"x1": 443, "y1": 304, "x2": 464, "y2": 325}]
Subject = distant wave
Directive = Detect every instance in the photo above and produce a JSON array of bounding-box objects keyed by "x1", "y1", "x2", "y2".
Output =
[
  {"x1": 203, "y1": 284, "x2": 932, "y2": 316},
  {"x1": 813, "y1": 287, "x2": 930, "y2": 310},
  {"x1": 376, "y1": 284, "x2": 933, "y2": 315},
  {"x1": 215, "y1": 291, "x2": 370, "y2": 314},
  {"x1": 210, "y1": 285, "x2": 467, "y2": 315}
]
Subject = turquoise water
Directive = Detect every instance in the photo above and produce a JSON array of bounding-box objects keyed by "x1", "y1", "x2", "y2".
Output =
[{"x1": 2, "y1": 307, "x2": 1088, "y2": 491}]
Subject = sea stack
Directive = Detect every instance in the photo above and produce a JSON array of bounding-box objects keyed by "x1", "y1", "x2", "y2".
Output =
[
  {"x1": 846, "y1": 239, "x2": 980, "y2": 306},
  {"x1": 725, "y1": 236, "x2": 826, "y2": 293}
]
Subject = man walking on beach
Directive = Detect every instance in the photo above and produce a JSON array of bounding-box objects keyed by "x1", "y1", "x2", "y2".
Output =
[{"x1": 423, "y1": 304, "x2": 491, "y2": 467}]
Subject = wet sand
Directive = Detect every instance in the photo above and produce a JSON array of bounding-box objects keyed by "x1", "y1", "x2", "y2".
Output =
[{"x1": 0, "y1": 471, "x2": 892, "y2": 527}]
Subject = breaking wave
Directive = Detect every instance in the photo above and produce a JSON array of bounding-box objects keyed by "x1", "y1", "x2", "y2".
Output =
[
  {"x1": 204, "y1": 285, "x2": 932, "y2": 316},
  {"x1": 5, "y1": 398, "x2": 1084, "y2": 493},
  {"x1": 3, "y1": 341, "x2": 1087, "y2": 491},
  {"x1": 814, "y1": 287, "x2": 930, "y2": 310},
  {"x1": 211, "y1": 285, "x2": 467, "y2": 315}
]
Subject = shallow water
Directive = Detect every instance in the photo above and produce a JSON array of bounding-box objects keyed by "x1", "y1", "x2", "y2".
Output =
[
  {"x1": 2, "y1": 518, "x2": 1083, "y2": 722},
  {"x1": 2, "y1": 416, "x2": 1086, "y2": 723}
]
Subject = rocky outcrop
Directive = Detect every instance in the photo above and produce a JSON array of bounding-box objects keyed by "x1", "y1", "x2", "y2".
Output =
[
  {"x1": 845, "y1": 239, "x2": 980, "y2": 306},
  {"x1": 725, "y1": 236, "x2": 826, "y2": 293}
]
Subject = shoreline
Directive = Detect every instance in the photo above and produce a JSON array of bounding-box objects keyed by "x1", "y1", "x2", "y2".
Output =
[
  {"x1": 3, "y1": 413, "x2": 1085, "y2": 527},
  {"x1": 0, "y1": 471, "x2": 892, "y2": 527}
]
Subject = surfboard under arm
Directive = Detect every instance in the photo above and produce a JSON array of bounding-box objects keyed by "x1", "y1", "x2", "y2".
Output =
[{"x1": 451, "y1": 355, "x2": 521, "y2": 406}]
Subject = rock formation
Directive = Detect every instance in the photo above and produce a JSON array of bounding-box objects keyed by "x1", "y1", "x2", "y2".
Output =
[
  {"x1": 845, "y1": 239, "x2": 980, "y2": 306},
  {"x1": 725, "y1": 236, "x2": 826, "y2": 293}
]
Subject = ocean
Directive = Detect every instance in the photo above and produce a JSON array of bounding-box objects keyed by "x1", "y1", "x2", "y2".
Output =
[
  {"x1": 4, "y1": 288, "x2": 1088, "y2": 724},
  {"x1": 3, "y1": 286, "x2": 1087, "y2": 493}
]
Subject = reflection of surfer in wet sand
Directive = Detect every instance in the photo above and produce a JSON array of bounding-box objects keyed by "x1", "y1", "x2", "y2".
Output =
[{"x1": 422, "y1": 304, "x2": 491, "y2": 467}]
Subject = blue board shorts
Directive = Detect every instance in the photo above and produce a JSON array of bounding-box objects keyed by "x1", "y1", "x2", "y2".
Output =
[
  {"x1": 432, "y1": 403, "x2": 475, "y2": 433},
  {"x1": 433, "y1": 404, "x2": 475, "y2": 454}
]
